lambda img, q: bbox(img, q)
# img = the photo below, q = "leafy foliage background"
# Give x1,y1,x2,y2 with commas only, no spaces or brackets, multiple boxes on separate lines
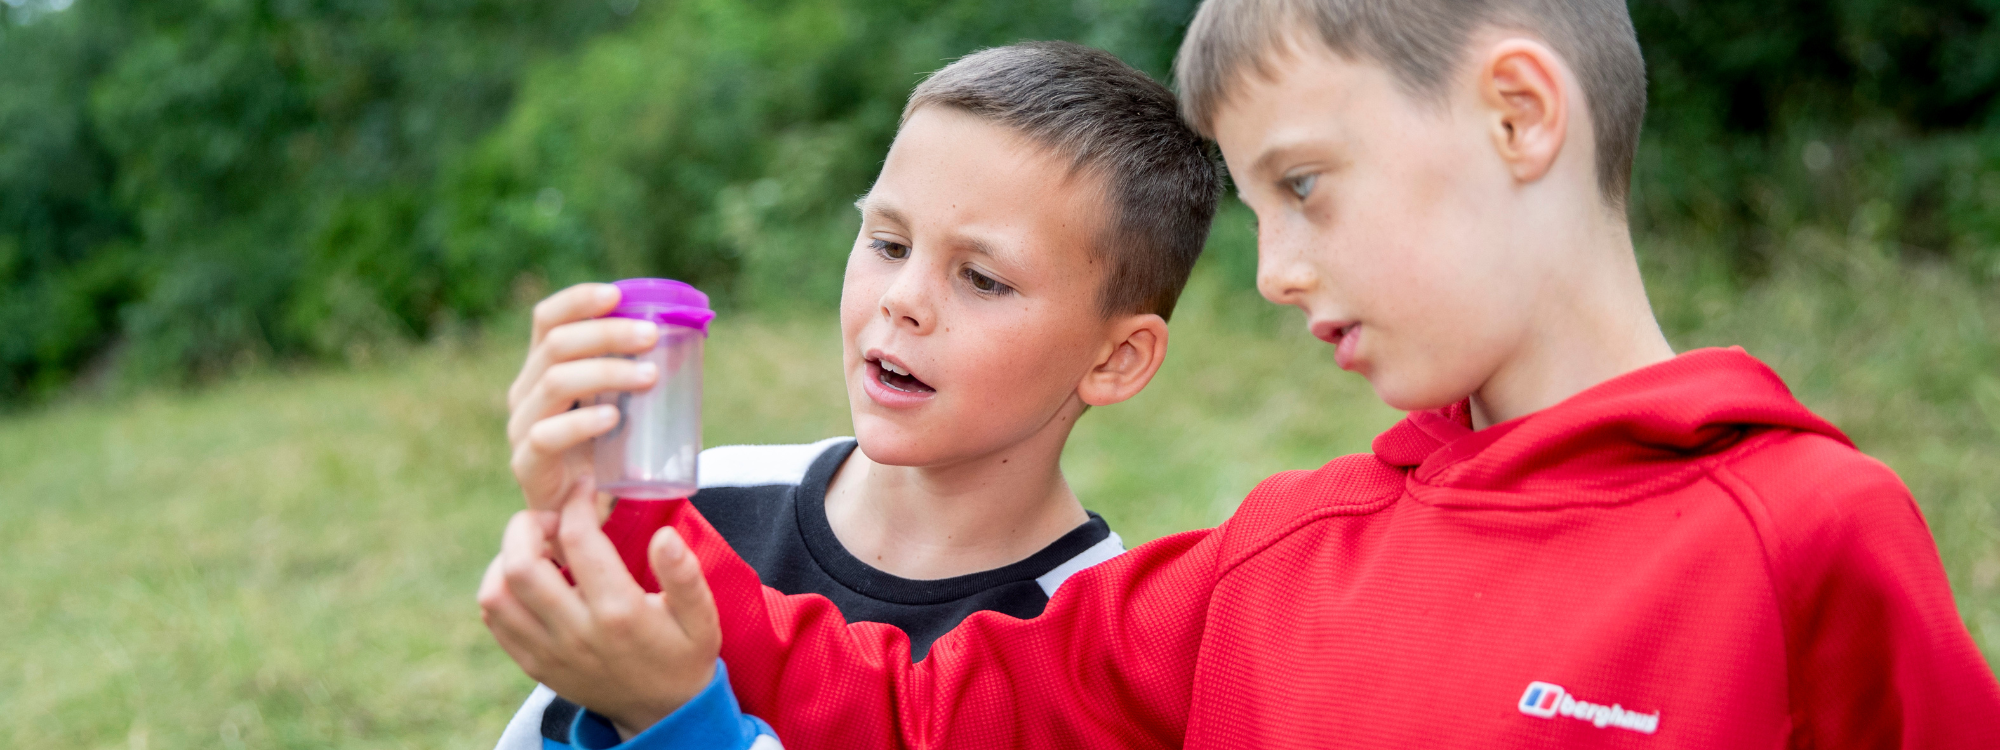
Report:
2,0,1996,402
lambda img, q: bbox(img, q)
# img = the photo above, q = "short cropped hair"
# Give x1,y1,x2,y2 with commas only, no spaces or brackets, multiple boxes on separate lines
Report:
905,42,1222,320
1176,0,1647,206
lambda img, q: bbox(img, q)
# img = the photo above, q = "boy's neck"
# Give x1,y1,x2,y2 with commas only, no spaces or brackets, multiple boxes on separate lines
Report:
1468,212,1677,430
822,410,1090,580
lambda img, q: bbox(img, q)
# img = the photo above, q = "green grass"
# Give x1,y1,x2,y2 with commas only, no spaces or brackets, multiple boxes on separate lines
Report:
3,217,1997,747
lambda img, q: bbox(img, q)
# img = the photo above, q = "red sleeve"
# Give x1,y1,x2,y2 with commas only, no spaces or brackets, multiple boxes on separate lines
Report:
617,499,1218,748
1719,438,2000,748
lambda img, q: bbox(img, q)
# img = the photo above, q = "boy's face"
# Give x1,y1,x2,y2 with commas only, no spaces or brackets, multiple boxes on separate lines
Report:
840,106,1116,467
1210,38,1559,413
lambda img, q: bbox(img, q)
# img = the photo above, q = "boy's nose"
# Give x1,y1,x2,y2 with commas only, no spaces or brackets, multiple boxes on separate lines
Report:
878,273,935,334
1255,240,1318,307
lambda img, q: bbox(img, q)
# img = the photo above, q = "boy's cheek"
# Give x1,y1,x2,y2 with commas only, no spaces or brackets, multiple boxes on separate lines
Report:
838,272,878,322
837,281,886,356
967,350,1089,420
838,245,893,319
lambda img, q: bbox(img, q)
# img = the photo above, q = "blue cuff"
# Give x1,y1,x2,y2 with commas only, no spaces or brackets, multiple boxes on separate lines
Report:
569,660,776,750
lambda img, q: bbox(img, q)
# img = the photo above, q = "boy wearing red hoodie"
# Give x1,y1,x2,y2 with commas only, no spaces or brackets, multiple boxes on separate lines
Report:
486,0,2000,746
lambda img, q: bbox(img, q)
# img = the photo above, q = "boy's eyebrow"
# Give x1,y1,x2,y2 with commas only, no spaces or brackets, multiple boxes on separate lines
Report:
855,197,1008,260
957,234,1005,261
1248,144,1302,179
1247,134,1338,180
857,196,908,227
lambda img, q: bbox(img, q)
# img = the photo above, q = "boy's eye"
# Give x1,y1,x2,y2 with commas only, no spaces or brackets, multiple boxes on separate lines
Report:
962,267,1012,295
870,239,910,260
1284,173,1318,200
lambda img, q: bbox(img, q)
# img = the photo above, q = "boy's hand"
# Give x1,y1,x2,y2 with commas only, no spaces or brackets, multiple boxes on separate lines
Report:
477,494,722,738
507,283,661,514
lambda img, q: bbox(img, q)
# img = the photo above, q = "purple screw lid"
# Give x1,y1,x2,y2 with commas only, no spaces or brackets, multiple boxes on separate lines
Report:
603,278,717,335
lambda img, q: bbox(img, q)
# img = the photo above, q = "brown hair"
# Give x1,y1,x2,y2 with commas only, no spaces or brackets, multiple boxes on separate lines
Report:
1175,0,1647,206
904,41,1222,320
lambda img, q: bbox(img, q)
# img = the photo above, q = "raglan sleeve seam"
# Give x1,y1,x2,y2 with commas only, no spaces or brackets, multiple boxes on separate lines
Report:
1214,489,1402,576
1699,456,1809,744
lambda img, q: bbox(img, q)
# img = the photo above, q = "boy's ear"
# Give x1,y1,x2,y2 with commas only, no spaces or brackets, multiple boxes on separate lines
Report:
1077,313,1169,408
1477,38,1570,187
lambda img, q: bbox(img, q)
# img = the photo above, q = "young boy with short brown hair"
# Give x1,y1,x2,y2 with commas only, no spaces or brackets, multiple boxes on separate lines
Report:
480,41,1220,749
491,0,2000,747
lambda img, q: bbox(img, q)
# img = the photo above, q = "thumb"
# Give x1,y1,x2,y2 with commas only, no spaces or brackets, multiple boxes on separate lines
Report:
649,527,720,653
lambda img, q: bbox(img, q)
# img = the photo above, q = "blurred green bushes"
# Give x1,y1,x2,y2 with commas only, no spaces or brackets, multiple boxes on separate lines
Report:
1631,0,2000,276
2,0,1997,402
439,0,1191,315
0,0,633,397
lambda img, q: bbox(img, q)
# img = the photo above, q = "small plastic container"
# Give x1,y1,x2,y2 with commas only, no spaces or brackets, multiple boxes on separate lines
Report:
593,278,715,500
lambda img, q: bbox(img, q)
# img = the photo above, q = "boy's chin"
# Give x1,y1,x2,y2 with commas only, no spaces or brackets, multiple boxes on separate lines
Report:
850,420,952,468
1368,370,1477,416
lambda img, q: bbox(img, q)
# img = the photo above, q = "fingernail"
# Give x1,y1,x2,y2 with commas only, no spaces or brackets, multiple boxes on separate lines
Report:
631,321,659,344
596,404,620,423
597,284,619,303
660,530,686,561
634,362,657,381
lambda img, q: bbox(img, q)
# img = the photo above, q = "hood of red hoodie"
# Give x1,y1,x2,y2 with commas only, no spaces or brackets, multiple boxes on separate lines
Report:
1371,347,1851,505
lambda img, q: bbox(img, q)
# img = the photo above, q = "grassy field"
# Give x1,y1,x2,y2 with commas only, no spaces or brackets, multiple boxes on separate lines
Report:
3,215,1997,747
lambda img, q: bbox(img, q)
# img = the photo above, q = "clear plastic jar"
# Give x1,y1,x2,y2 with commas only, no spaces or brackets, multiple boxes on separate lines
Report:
593,278,714,500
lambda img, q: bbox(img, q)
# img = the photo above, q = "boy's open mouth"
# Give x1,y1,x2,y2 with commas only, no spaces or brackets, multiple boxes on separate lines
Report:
869,356,934,394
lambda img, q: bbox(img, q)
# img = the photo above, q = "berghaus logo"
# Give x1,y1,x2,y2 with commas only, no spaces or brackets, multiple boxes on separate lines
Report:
1518,681,1660,734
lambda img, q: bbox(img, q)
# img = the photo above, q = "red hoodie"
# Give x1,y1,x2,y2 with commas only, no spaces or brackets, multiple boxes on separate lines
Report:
610,347,2000,747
